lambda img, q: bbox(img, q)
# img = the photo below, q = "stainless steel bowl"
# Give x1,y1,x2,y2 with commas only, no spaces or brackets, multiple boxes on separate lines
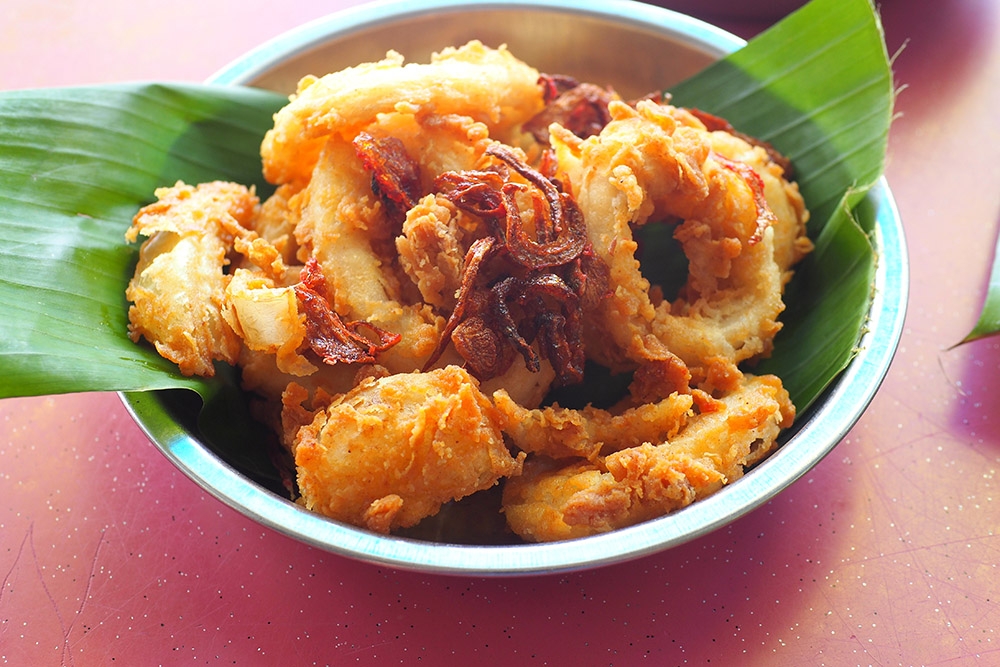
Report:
121,0,907,575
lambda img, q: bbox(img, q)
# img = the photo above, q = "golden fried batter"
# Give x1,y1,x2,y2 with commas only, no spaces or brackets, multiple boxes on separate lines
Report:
261,40,545,187
125,42,812,543
125,181,257,376
492,389,694,461
502,374,794,542
290,365,524,533
296,135,445,373
708,130,812,284
396,195,466,312
551,100,791,375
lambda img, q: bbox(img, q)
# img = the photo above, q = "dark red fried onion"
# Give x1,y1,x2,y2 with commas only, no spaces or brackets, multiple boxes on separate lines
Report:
422,236,498,372
525,75,617,144
425,146,598,386
537,73,582,103
437,143,587,270
504,272,586,386
353,131,422,217
294,259,401,365
433,168,507,223
451,314,516,380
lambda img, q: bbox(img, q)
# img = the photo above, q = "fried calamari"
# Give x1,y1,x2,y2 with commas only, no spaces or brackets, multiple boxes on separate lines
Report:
125,41,811,542
288,365,523,533
502,374,794,542
125,181,256,377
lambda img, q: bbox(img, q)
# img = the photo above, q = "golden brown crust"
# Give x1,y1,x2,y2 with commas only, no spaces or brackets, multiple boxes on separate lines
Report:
125,181,257,376
261,41,545,187
551,101,801,376
290,366,523,533
502,374,794,542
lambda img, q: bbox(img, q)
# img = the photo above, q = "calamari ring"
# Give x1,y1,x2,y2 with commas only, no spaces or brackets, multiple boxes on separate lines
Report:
125,181,256,377
550,100,809,375
293,107,518,374
262,40,545,187
501,373,794,542
294,134,444,374
707,129,813,284
492,388,694,461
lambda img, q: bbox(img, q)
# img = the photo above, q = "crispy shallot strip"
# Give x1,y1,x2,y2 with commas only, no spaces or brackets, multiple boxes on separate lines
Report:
294,259,401,365
486,143,588,268
524,75,618,144
424,144,593,385
423,236,498,372
353,130,422,219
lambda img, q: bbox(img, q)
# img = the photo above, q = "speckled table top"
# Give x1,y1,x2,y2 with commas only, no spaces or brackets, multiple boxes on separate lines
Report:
2,1,999,664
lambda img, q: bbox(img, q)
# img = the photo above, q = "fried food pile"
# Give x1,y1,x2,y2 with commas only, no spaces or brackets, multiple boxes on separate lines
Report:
125,41,811,542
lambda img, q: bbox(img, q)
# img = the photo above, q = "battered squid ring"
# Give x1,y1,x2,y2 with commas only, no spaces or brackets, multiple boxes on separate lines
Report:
550,99,809,379
501,373,795,542
262,40,546,188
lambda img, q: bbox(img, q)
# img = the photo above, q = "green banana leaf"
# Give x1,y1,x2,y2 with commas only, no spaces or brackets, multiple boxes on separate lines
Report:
0,84,286,399
962,242,1000,344
0,0,893,430
668,0,893,409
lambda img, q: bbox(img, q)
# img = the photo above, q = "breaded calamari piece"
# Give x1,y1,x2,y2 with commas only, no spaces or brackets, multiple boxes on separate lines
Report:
492,389,694,461
261,40,545,187
125,181,257,376
551,100,793,375
296,135,445,373
290,365,524,533
502,374,794,542
708,130,812,284
396,194,467,312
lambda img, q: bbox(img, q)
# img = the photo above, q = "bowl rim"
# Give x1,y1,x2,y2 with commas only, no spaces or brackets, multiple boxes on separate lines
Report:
207,0,743,86
120,0,909,576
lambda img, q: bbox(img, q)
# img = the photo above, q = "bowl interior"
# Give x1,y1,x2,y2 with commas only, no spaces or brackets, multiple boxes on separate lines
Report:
211,1,736,98
122,0,908,575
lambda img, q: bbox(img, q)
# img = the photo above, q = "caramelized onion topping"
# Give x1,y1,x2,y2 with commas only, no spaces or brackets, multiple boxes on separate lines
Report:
353,131,422,218
294,259,401,365
427,146,597,386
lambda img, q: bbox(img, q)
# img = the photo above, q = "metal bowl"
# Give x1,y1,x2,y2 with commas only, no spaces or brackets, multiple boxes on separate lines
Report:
121,0,907,575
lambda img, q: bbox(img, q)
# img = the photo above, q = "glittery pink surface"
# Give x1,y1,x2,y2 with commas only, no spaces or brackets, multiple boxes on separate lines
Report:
3,1,999,664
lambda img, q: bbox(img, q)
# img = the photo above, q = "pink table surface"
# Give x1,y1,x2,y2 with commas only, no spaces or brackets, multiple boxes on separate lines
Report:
2,1,998,664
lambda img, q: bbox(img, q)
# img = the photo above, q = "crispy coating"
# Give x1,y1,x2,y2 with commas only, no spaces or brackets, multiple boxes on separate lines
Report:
492,389,694,461
708,130,812,283
223,268,314,376
551,100,802,376
261,40,545,187
248,183,303,268
502,374,794,542
370,111,495,195
296,135,445,373
290,365,524,533
396,194,467,312
293,107,513,373
125,181,257,376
